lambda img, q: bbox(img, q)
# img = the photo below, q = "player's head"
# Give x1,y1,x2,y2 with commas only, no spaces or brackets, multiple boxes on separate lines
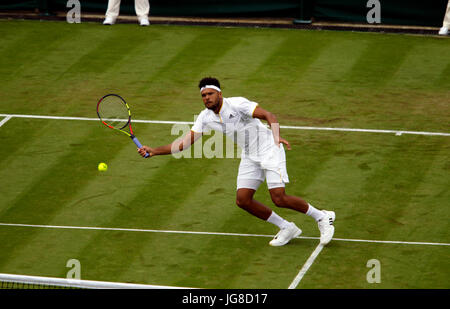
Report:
199,77,222,111
198,77,221,91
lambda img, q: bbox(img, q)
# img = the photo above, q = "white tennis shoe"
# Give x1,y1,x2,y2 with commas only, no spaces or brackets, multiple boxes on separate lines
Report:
439,26,448,35
103,17,115,25
139,18,150,26
269,222,302,246
318,210,335,245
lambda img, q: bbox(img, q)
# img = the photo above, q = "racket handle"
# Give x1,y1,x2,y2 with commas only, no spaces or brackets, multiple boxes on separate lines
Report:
131,136,150,158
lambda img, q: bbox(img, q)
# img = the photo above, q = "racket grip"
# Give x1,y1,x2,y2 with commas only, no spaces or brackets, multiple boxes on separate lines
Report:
132,136,150,158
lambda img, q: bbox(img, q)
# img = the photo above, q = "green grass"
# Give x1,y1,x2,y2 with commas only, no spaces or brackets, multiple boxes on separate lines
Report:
0,20,449,289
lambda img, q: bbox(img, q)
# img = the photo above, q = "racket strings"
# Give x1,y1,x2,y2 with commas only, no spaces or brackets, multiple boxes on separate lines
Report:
98,95,130,130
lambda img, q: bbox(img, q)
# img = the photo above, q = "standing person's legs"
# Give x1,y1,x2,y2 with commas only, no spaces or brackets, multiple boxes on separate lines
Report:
135,0,150,25
439,0,450,35
104,0,121,24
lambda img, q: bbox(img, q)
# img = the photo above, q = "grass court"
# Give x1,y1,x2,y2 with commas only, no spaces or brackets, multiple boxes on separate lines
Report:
0,20,449,289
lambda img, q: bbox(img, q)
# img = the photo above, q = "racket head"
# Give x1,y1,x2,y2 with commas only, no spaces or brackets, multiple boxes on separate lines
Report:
97,94,132,132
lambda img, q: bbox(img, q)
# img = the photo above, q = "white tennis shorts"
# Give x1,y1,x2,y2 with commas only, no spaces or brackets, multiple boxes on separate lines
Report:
237,145,289,190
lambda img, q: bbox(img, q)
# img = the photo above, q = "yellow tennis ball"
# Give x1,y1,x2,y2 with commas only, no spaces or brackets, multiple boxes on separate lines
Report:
98,162,108,172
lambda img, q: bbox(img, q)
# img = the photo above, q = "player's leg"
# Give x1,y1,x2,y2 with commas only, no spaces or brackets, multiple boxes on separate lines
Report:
236,187,271,220
268,186,309,213
268,186,335,245
236,159,298,246
264,146,312,215
236,158,279,221
268,186,327,222
235,181,300,247
264,146,335,245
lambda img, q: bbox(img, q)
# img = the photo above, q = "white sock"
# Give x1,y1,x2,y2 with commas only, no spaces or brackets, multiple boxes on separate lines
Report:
266,211,290,229
306,204,324,222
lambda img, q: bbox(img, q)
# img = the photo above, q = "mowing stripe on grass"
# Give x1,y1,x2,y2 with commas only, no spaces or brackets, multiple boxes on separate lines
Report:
0,222,448,246
343,38,414,88
1,114,449,137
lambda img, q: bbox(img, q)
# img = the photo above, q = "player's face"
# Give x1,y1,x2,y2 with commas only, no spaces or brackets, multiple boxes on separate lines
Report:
201,89,222,111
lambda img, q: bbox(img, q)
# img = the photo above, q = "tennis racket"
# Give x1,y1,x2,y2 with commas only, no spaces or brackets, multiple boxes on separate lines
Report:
96,94,149,158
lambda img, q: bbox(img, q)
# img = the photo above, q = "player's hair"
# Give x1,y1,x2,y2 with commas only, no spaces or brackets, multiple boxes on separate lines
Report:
198,77,221,90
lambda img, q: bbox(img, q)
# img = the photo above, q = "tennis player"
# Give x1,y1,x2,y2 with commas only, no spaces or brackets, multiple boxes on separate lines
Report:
138,77,335,246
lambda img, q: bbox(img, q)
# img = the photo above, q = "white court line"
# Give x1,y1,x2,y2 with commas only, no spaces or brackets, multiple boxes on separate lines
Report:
0,222,448,246
1,223,449,289
0,113,449,136
288,243,324,289
0,115,13,128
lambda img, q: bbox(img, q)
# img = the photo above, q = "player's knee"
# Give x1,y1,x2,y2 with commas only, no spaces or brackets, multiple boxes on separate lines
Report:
236,197,251,209
271,194,287,207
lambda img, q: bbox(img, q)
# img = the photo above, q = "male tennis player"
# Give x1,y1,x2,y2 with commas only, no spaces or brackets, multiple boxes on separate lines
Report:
138,77,335,246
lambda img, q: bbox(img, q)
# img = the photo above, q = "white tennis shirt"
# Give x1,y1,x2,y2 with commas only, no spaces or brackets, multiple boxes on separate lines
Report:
191,97,276,160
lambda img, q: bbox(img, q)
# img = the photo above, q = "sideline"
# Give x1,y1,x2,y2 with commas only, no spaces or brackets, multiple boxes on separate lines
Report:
0,222,448,246
1,113,449,137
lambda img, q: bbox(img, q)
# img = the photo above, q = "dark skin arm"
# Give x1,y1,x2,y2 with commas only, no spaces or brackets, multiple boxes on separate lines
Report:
137,130,202,158
137,106,288,157
252,106,291,150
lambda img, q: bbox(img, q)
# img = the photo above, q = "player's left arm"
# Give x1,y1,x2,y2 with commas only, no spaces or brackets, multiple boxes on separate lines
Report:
252,106,291,150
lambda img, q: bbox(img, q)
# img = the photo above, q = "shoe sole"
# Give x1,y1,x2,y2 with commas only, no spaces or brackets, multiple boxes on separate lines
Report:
269,227,302,247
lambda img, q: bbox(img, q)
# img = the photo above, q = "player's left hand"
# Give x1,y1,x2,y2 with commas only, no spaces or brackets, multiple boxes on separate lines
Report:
279,138,291,150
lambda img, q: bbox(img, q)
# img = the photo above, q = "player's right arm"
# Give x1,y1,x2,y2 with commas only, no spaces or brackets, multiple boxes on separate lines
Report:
138,130,202,158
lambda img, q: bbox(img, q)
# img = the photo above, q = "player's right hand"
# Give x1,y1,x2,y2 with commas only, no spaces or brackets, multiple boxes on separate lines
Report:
138,146,154,158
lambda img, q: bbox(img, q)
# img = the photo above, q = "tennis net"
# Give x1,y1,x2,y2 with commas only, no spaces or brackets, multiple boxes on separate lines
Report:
0,273,186,289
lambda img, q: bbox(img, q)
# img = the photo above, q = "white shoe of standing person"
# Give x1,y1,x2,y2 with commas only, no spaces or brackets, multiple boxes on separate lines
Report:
139,18,150,26
439,26,448,35
103,17,115,25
